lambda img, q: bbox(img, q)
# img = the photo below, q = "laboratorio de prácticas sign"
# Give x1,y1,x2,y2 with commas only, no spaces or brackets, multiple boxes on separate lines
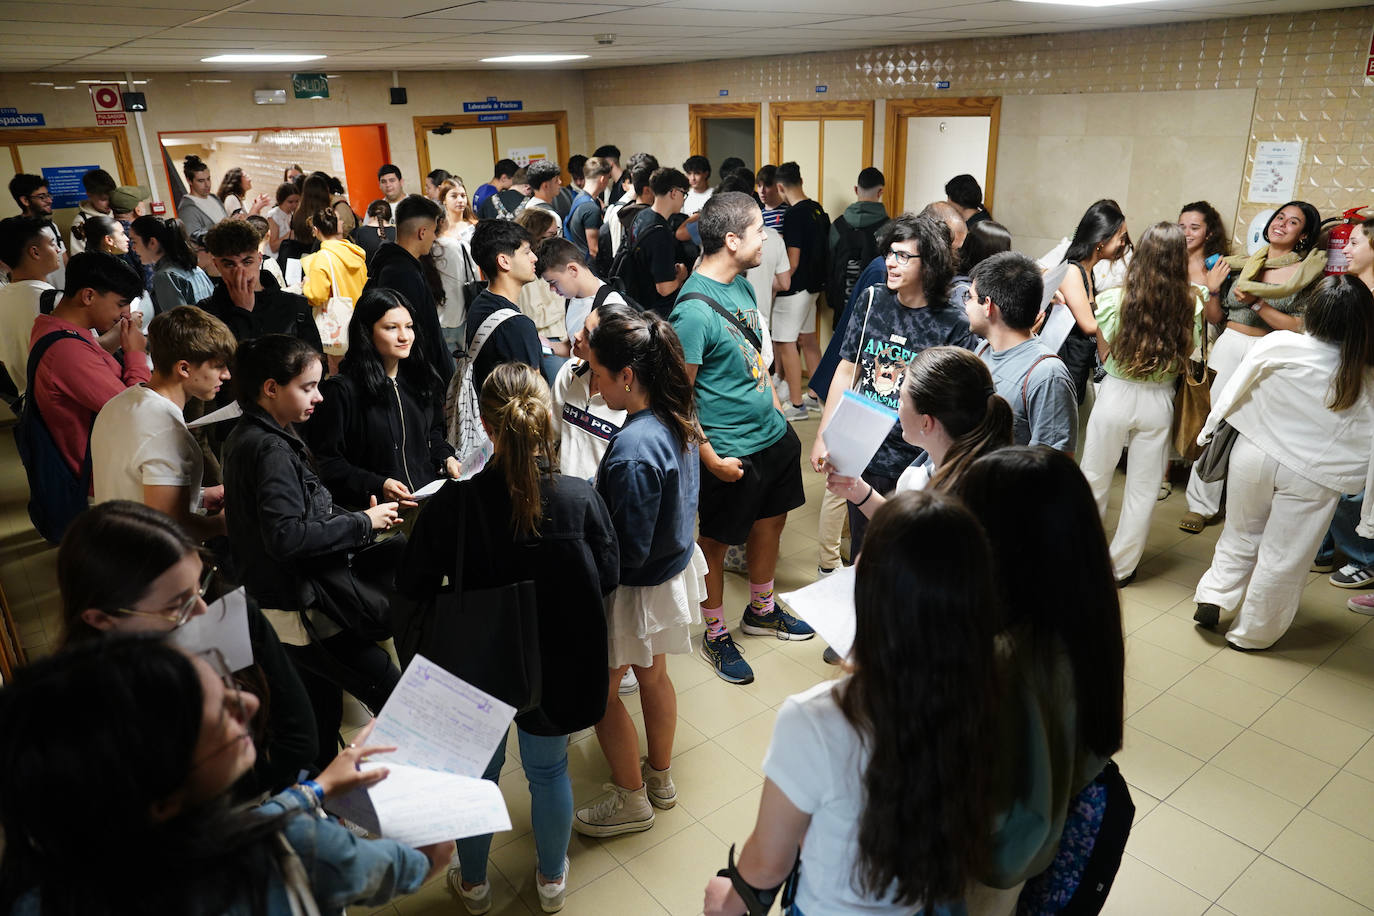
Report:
463,98,523,113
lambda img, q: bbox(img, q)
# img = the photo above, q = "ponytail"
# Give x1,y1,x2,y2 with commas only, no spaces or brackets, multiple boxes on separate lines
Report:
130,215,198,271
588,302,698,450
903,347,1013,492
478,363,556,537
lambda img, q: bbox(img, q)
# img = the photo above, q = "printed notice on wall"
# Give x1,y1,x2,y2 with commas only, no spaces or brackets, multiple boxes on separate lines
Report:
507,147,548,168
1247,141,1302,205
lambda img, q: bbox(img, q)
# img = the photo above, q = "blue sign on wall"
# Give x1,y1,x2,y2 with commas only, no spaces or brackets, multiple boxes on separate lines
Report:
719,89,729,96
463,99,523,113
815,85,828,93
0,107,45,127
41,165,98,209
935,80,951,90
478,113,509,122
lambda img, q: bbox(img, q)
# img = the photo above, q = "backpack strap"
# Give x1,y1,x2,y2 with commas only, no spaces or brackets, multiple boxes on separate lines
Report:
592,282,615,311
1021,352,1064,415
676,292,762,354
24,329,98,481
469,308,521,364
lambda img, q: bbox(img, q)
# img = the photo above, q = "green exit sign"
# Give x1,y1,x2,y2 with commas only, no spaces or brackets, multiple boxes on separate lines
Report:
292,73,328,99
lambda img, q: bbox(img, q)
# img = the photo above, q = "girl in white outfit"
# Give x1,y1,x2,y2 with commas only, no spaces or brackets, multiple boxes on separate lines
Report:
1194,275,1374,650
1080,222,1203,584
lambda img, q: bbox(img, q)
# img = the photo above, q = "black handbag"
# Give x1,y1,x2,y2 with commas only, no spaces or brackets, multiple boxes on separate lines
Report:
459,244,486,317
393,484,543,713
302,534,405,643
1056,262,1099,406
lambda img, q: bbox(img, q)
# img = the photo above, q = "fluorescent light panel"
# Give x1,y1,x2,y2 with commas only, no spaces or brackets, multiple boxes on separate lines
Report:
1013,0,1161,5
201,54,326,63
480,54,589,63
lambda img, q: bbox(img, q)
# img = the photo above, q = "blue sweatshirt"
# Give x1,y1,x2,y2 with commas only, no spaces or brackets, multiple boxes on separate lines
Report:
596,410,699,587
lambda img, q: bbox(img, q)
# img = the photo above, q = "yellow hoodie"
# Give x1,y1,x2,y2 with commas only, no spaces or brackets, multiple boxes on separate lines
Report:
302,237,368,309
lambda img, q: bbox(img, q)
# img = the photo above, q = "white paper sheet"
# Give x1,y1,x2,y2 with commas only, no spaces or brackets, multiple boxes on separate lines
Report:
169,587,254,672
285,257,303,288
411,478,448,500
819,390,899,478
1039,263,1069,315
371,655,516,777
327,762,511,846
780,565,857,659
1038,303,1077,354
187,401,243,428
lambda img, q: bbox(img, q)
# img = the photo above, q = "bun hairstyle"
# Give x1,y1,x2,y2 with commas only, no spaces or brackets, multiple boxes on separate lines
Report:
902,346,1012,492
182,155,209,183
310,206,340,237
478,363,556,537
587,302,698,450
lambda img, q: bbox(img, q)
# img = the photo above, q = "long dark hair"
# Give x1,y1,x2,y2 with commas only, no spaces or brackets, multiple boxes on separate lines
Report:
1109,221,1195,379
131,215,198,271
217,168,247,203
958,220,1011,275
339,288,440,403
234,334,322,412
1179,200,1231,258
903,346,1012,492
58,501,201,646
1264,200,1322,254
292,172,333,243
0,637,287,915
1303,273,1374,411
479,363,556,538
1065,199,1127,264
878,214,954,306
954,446,1125,759
838,490,1001,907
587,302,698,450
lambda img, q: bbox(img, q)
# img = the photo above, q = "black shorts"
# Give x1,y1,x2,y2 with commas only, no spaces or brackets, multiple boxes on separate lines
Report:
698,424,807,545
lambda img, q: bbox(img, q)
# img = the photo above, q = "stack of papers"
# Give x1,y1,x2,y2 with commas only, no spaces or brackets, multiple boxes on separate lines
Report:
819,390,898,478
326,656,516,845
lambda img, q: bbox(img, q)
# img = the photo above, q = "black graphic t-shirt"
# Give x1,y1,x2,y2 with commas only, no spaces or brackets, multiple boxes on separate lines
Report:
839,285,981,478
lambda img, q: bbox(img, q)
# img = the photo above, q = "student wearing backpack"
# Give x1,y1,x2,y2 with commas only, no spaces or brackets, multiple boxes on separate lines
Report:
827,167,890,319
965,252,1078,452
464,219,544,392
26,254,148,532
620,168,690,317
773,162,830,420
564,157,614,265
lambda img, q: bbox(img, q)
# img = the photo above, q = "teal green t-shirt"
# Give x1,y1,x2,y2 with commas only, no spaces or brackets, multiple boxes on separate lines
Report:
671,273,786,458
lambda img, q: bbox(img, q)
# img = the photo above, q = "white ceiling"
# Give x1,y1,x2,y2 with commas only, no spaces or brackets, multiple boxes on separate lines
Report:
0,0,1358,72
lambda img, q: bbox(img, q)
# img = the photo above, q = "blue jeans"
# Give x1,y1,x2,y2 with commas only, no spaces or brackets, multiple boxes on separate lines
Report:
1317,490,1374,568
456,728,571,884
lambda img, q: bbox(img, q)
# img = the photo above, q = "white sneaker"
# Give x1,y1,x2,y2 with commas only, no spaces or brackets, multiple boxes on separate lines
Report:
536,857,570,913
641,756,677,809
782,403,809,422
618,668,639,695
447,867,492,915
802,392,820,409
573,782,655,837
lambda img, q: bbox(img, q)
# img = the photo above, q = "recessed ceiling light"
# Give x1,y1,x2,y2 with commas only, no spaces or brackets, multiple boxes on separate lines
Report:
1013,0,1161,5
76,79,112,84
29,81,53,86
190,78,233,84
479,54,589,63
201,54,326,63
53,85,76,90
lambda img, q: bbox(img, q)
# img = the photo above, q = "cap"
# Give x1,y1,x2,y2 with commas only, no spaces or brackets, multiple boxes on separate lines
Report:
109,185,151,212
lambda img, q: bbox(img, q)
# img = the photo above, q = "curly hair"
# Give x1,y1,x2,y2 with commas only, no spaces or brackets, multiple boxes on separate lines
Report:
878,214,954,306
1107,221,1195,379
837,489,1001,907
1179,200,1231,258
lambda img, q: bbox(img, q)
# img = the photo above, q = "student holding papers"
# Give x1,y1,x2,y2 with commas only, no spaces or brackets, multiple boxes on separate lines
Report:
303,289,459,510
809,214,980,556
0,637,451,914
574,302,706,838
826,347,1011,517
401,362,619,915
56,500,317,795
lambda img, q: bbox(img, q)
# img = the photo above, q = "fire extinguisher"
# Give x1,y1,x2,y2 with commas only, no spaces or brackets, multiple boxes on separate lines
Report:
1325,206,1370,275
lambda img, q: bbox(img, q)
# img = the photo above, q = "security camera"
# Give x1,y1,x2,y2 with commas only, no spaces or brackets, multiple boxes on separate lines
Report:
596,33,616,45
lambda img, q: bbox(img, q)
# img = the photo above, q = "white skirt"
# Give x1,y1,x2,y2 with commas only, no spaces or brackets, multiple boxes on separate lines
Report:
607,544,707,669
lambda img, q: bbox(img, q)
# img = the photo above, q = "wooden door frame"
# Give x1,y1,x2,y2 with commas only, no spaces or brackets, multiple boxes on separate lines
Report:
688,103,762,171
767,100,875,176
1,126,137,185
881,97,1001,217
414,111,571,184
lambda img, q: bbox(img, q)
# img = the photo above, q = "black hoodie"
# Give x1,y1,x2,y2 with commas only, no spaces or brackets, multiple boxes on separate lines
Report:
362,242,455,383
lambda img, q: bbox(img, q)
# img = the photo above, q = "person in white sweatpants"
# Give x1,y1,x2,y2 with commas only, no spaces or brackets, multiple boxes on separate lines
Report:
1079,222,1202,585
1181,326,1261,519
1192,275,1374,650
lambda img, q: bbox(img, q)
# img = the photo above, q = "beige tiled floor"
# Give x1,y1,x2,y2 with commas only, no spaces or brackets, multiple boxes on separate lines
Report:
5,407,1374,916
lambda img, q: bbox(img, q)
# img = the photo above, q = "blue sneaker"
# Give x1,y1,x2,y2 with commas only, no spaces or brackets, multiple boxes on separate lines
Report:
741,605,815,641
701,632,754,684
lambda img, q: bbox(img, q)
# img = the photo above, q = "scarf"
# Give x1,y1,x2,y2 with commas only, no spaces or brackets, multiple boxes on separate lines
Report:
1223,245,1326,300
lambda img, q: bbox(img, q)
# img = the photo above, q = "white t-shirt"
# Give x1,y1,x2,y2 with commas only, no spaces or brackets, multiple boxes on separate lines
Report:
894,456,934,494
684,187,713,216
222,193,244,216
42,224,66,292
745,227,789,329
91,385,203,515
527,198,563,231
0,279,51,392
564,286,626,340
763,680,913,915
265,206,292,254
432,235,476,329
552,357,627,481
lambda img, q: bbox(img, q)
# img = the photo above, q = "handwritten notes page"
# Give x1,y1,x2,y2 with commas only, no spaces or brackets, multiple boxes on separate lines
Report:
326,656,517,843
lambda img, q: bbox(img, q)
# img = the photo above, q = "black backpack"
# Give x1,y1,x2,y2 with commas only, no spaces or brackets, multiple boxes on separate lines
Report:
799,199,831,295
14,330,96,544
827,215,886,310
609,221,668,310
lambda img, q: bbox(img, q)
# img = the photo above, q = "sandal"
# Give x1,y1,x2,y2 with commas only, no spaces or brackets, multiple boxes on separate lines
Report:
1158,482,1173,501
1178,512,1207,534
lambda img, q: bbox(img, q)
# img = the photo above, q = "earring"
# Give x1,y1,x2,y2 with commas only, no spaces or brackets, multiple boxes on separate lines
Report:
624,384,631,392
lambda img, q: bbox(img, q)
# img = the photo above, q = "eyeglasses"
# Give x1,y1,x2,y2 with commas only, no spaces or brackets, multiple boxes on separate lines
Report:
190,648,253,769
885,250,920,266
117,563,216,629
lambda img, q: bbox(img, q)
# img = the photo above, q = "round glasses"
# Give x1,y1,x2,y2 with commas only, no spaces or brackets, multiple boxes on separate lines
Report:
885,250,920,266
116,563,216,629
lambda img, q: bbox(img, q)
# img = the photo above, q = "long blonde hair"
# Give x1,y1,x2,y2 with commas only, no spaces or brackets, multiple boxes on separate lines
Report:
479,363,557,537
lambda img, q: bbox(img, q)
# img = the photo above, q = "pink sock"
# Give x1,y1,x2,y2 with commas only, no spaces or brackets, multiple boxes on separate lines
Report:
750,581,775,616
703,604,727,640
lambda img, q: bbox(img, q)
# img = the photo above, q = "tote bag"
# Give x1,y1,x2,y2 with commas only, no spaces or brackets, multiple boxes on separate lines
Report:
1172,322,1215,461
315,249,354,357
